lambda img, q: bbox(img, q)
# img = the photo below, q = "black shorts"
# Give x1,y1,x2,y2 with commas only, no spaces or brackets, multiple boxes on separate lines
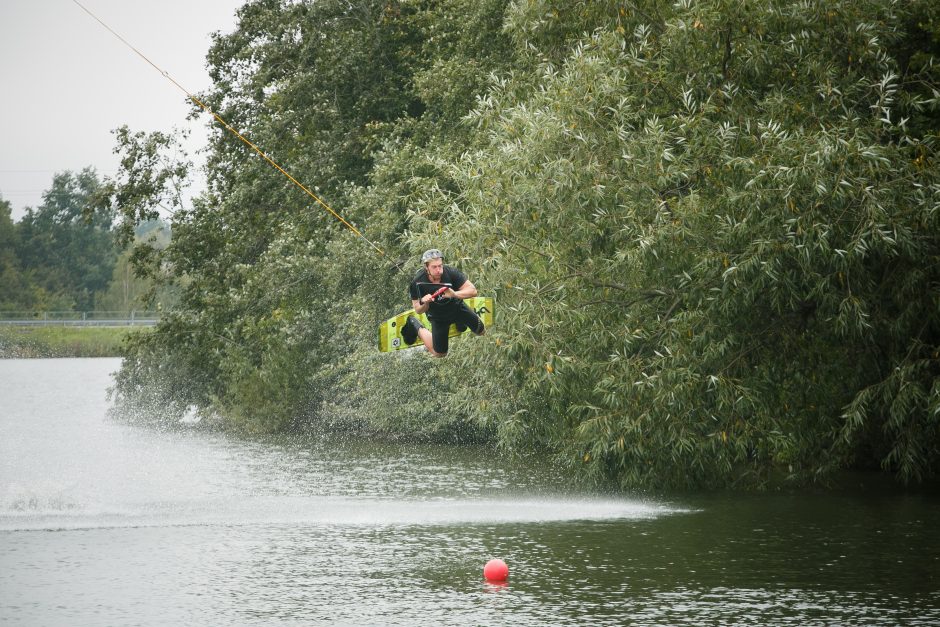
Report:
429,302,484,355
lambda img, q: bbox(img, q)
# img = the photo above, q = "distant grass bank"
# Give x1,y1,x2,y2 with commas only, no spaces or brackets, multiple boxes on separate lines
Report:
0,326,149,358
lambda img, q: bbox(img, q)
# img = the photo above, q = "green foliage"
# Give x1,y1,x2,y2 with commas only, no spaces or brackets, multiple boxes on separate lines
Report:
1,176,160,314
110,0,939,488
108,126,192,246
0,197,29,309
14,169,118,310
417,0,940,487
94,220,178,314
111,0,513,432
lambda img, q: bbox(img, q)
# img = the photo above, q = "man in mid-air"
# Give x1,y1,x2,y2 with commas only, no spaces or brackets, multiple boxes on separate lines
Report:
401,249,485,357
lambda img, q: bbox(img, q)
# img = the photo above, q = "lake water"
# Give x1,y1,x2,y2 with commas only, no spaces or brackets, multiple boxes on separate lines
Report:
1,358,938,625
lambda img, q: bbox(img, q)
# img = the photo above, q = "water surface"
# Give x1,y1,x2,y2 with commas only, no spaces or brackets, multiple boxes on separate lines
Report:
1,358,938,625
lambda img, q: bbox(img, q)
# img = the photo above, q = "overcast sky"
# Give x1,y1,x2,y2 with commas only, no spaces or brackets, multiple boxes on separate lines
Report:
1,0,245,220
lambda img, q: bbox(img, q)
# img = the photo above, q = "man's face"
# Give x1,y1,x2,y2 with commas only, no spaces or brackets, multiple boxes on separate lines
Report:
426,258,444,282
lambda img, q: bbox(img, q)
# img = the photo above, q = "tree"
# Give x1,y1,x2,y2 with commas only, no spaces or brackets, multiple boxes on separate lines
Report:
0,196,29,310
15,169,118,311
112,0,441,429
412,0,940,487
95,219,177,314
110,0,940,488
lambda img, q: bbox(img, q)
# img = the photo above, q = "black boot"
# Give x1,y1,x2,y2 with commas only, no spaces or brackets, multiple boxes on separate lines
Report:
401,315,423,345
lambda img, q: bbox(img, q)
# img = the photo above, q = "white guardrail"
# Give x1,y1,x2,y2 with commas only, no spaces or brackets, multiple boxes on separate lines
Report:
0,311,160,327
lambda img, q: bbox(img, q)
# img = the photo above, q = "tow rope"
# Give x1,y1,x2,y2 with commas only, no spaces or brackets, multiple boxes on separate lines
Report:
71,0,386,256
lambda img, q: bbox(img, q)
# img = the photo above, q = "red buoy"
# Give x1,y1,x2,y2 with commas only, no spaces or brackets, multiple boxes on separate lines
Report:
483,558,509,581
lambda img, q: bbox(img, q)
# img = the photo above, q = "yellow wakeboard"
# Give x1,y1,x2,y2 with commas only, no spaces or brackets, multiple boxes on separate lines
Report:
378,296,494,353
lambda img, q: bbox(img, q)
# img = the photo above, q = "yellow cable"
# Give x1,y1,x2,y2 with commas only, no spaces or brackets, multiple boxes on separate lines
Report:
72,0,386,256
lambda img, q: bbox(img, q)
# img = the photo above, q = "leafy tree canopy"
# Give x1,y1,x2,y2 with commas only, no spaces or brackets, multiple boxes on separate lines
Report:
0,196,29,310
15,169,118,311
110,0,940,489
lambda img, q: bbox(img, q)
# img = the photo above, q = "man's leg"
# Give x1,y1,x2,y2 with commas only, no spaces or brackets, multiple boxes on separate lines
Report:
399,315,436,354
403,315,436,354
456,304,485,336
429,319,451,357
418,326,436,354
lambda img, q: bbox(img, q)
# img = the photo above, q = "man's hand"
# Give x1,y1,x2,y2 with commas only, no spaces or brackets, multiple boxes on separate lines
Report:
429,286,450,302
416,286,459,311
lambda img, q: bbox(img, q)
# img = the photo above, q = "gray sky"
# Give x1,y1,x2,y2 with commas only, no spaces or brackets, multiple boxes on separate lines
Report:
1,0,245,220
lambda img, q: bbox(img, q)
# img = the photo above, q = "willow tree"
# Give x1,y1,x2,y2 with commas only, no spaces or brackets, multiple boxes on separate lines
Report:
411,0,940,487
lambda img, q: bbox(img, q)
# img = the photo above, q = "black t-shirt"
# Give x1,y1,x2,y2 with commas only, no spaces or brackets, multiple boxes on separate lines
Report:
408,265,468,321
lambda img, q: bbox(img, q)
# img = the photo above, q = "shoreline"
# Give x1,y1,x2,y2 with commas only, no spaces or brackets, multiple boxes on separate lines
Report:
0,326,146,358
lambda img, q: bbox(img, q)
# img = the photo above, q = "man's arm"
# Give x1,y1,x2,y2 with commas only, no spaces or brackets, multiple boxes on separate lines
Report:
447,280,478,300
414,282,475,308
